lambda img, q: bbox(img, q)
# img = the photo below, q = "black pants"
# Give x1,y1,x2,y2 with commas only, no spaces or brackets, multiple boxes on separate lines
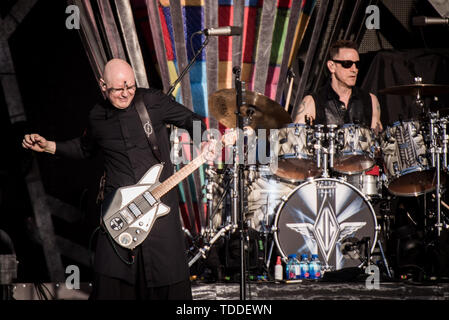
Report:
89,246,192,300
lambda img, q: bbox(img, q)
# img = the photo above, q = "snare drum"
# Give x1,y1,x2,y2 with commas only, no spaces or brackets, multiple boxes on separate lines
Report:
273,178,378,270
334,124,376,174
274,123,322,181
381,120,436,196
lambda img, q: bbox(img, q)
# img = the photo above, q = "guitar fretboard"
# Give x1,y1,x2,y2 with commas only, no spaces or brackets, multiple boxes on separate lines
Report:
151,155,206,199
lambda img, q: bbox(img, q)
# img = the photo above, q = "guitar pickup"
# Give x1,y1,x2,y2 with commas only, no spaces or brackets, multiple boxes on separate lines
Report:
128,203,142,218
143,191,157,206
119,209,134,224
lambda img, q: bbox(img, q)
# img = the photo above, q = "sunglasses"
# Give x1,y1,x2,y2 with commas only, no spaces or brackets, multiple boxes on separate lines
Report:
332,60,360,69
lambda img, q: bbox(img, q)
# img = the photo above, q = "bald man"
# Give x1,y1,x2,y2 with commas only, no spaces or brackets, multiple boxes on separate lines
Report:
22,59,207,300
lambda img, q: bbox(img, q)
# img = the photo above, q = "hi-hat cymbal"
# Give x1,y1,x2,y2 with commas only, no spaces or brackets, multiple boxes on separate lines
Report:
378,84,449,96
208,88,292,129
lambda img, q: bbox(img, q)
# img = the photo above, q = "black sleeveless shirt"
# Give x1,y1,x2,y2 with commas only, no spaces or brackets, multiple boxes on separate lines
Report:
311,81,372,127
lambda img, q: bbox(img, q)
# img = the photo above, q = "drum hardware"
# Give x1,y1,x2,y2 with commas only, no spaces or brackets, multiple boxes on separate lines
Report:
232,67,248,300
340,235,393,279
328,124,338,169
314,124,329,177
205,166,217,231
441,117,449,169
190,71,256,302
427,112,447,236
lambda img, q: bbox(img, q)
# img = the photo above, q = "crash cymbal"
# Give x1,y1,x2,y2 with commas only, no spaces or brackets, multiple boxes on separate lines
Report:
378,84,449,96
208,88,292,129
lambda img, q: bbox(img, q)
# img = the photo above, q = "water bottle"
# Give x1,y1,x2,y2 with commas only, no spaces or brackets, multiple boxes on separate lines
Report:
299,254,310,279
286,254,300,280
309,254,322,280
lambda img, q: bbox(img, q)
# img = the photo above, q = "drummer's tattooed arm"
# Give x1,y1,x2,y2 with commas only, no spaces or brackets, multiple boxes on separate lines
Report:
370,93,383,134
293,95,316,124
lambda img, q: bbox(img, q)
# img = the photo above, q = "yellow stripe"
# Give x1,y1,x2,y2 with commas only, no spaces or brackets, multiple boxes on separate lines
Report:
167,61,181,97
288,13,312,68
218,61,233,90
241,63,253,84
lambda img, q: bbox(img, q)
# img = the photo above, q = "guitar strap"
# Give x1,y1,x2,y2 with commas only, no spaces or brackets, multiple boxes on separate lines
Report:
134,91,163,163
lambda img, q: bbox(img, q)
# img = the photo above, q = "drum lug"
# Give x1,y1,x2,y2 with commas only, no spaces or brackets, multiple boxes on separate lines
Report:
295,127,300,136
393,162,399,174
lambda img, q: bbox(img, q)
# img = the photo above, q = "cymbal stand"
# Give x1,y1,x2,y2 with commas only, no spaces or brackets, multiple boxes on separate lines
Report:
188,167,236,268
440,117,448,170
429,112,443,236
314,125,329,177
233,66,248,300
412,77,425,114
205,166,216,231
327,124,338,170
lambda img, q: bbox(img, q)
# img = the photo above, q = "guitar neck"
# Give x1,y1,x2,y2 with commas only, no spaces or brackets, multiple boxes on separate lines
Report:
151,155,206,199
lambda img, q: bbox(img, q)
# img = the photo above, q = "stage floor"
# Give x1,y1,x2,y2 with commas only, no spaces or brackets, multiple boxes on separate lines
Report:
191,281,449,300
9,280,449,300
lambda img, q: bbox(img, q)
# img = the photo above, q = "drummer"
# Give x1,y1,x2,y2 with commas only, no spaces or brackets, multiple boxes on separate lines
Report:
293,39,382,133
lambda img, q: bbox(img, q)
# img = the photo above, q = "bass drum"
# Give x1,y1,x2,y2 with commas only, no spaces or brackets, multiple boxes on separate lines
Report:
273,178,378,270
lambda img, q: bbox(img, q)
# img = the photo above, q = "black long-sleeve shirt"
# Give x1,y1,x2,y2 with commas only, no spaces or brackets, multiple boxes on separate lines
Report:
55,88,206,287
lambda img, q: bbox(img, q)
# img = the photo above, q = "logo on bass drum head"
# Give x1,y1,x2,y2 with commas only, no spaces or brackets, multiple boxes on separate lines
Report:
274,178,378,270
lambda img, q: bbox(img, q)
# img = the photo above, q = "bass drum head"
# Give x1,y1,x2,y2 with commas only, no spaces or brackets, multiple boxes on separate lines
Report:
273,178,377,270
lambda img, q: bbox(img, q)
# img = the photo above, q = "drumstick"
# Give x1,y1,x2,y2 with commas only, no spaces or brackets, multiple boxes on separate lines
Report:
284,68,295,112
432,193,449,211
285,79,294,112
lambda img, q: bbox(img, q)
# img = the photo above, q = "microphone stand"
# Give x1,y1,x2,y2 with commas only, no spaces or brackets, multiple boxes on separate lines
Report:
233,66,248,300
166,33,209,183
167,34,209,97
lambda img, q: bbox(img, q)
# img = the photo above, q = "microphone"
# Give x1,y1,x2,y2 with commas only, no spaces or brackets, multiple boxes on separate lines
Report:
412,16,449,26
203,26,242,36
340,237,361,260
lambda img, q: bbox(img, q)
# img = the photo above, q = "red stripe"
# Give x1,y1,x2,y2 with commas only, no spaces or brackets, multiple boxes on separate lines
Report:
179,202,192,231
218,5,233,61
158,5,174,61
242,6,258,63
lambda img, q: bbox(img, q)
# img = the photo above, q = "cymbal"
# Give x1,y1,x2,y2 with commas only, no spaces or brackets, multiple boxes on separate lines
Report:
208,88,292,129
378,84,449,96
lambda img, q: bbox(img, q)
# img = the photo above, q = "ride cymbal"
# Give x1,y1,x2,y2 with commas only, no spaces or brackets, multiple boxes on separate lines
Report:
208,88,292,129
378,84,449,96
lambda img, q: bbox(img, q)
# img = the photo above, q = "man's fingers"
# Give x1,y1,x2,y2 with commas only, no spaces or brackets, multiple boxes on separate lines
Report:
24,134,32,144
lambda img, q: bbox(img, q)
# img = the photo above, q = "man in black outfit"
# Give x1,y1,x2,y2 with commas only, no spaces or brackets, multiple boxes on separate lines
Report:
293,39,382,131
22,58,212,299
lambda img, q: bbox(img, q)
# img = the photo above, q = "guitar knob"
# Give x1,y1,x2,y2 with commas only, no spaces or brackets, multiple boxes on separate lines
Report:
118,233,132,247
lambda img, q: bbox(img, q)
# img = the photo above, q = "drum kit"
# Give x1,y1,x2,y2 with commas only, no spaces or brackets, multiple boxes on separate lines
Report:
188,78,449,279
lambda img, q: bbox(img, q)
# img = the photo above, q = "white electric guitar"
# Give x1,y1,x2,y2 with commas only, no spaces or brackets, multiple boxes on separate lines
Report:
102,139,221,249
